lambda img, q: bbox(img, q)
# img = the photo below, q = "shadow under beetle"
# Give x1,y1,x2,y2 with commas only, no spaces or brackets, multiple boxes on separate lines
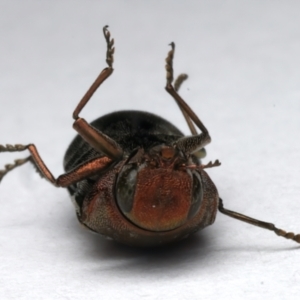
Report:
1,26,299,247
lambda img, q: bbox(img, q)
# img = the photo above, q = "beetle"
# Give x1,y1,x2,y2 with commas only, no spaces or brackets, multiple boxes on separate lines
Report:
1,26,299,247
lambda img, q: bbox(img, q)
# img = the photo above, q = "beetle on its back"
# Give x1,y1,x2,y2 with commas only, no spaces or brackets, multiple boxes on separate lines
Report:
0,26,299,247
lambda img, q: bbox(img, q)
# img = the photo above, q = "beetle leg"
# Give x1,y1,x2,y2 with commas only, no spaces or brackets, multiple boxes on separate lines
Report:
71,26,123,160
166,45,197,136
173,72,207,158
218,198,300,244
0,144,112,187
174,73,188,93
0,155,31,182
201,160,221,169
165,43,211,155
73,26,114,119
73,118,123,160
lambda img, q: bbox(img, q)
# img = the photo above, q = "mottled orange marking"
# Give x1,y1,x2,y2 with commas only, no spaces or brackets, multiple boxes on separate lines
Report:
127,167,192,231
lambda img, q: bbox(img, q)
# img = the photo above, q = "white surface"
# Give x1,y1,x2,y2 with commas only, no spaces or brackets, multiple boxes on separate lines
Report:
1,1,300,299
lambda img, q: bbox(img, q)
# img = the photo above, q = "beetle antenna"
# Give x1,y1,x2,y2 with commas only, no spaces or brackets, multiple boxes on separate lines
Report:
218,198,300,243
103,25,114,68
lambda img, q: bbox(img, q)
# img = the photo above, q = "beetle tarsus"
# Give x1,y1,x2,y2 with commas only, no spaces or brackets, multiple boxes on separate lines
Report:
103,25,114,68
165,42,175,86
0,144,27,152
274,228,300,243
180,159,221,171
174,74,188,92
202,160,221,169
0,156,31,182
218,198,300,244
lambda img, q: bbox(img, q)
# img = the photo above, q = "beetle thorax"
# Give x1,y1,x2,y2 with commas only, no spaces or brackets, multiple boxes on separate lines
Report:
116,145,203,232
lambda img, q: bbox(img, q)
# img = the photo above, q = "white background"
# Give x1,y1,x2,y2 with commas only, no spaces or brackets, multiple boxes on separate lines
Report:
1,1,300,299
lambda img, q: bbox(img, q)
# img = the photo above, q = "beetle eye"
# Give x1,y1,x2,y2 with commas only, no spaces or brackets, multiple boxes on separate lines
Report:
116,164,138,213
188,171,203,219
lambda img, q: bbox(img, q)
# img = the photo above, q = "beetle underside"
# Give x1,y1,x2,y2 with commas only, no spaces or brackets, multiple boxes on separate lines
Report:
0,26,299,246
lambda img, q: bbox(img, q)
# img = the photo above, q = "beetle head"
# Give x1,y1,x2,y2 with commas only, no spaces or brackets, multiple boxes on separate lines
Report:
116,145,203,232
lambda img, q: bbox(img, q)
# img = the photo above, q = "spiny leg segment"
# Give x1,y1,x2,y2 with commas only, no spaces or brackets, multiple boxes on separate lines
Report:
219,198,300,244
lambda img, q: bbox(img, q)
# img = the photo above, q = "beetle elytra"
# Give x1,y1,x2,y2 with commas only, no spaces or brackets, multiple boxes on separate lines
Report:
1,26,299,247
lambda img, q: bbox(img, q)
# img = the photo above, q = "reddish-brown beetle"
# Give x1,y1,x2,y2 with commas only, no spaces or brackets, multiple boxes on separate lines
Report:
1,26,299,247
